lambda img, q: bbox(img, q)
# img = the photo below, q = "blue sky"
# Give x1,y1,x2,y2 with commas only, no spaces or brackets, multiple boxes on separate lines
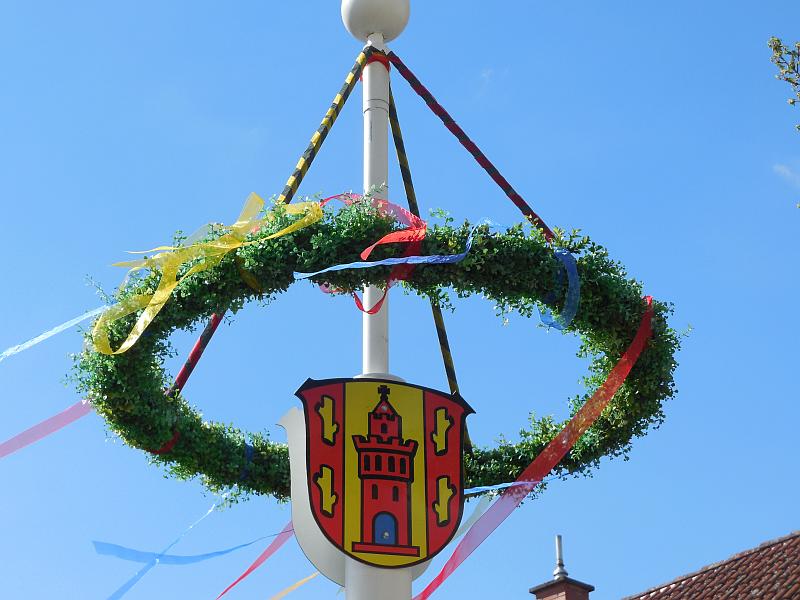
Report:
1,1,799,599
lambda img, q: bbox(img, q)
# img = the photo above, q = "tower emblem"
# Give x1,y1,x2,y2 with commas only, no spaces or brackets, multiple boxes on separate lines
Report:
295,378,474,568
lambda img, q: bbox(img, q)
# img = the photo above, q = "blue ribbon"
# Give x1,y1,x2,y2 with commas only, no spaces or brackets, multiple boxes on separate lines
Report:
539,250,580,330
239,442,255,482
464,482,526,496
293,229,476,280
94,536,267,566
1,306,108,364
105,497,224,599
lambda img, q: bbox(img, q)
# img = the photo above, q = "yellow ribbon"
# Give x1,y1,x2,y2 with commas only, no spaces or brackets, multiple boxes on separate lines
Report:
269,572,320,599
93,193,322,355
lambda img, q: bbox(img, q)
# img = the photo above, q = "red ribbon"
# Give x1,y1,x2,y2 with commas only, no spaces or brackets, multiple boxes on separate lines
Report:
414,296,654,599
319,194,428,314
149,429,180,455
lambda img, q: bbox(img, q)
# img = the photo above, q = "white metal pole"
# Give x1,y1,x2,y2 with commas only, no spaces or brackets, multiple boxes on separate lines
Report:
346,30,413,600
341,2,412,597
361,32,391,378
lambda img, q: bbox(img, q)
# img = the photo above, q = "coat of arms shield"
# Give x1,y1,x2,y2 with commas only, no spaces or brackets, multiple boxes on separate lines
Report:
295,378,474,568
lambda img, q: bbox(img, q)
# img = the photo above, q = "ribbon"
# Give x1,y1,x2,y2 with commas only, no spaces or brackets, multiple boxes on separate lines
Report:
414,297,654,600
0,401,93,460
270,572,320,599
93,194,322,355
239,442,255,482
463,482,528,496
540,250,580,330
317,193,427,313
216,520,294,599
94,536,269,566
107,495,228,600
0,306,108,364
294,228,476,280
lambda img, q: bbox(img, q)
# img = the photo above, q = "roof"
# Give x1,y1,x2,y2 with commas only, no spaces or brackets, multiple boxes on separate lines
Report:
624,531,800,600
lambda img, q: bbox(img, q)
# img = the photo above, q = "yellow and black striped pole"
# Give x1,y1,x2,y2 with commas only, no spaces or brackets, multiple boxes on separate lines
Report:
277,47,375,205
389,87,472,451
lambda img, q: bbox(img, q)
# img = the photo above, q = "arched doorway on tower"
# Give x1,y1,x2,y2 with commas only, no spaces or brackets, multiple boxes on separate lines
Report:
374,512,398,545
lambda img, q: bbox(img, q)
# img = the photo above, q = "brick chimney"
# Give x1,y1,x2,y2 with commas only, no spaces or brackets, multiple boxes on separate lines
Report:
529,535,594,600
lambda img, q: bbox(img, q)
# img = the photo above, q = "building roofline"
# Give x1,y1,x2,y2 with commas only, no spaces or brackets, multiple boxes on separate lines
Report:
622,530,800,599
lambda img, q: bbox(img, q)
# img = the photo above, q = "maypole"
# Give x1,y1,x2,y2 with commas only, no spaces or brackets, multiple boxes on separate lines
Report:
68,0,679,596
345,1,411,596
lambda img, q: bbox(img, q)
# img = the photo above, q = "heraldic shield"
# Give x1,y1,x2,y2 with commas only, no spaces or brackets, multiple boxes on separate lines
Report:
295,378,474,569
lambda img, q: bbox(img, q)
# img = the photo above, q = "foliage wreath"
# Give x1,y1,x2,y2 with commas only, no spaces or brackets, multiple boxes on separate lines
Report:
73,200,680,501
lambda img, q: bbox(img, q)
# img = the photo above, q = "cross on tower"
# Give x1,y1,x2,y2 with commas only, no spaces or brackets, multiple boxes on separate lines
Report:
378,384,391,403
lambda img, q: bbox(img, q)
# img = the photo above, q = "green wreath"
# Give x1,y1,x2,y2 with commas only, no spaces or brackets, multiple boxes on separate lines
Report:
73,200,679,501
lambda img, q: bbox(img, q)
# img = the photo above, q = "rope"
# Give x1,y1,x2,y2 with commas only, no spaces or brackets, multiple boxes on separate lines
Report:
387,51,555,242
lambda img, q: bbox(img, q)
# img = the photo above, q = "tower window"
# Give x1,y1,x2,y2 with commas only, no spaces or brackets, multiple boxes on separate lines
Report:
399,458,406,474
364,455,371,471
372,484,379,500
375,455,382,471
381,423,388,434
392,486,399,502
388,456,396,472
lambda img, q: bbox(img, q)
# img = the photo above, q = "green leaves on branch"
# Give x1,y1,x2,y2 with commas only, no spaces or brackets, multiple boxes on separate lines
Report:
769,37,800,131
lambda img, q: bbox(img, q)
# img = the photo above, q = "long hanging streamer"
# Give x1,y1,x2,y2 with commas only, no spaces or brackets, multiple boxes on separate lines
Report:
215,520,294,599
0,306,108,364
269,572,320,600
0,401,93,460
93,536,269,566
414,298,654,599
106,496,228,600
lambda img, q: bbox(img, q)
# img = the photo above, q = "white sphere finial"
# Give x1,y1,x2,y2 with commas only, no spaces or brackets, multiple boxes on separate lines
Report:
341,0,409,43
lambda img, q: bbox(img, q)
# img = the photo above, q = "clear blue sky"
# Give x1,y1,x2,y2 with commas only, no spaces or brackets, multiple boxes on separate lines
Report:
1,2,798,599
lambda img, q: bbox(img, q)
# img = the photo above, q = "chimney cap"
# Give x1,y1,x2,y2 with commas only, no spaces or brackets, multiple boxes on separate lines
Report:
529,577,596,596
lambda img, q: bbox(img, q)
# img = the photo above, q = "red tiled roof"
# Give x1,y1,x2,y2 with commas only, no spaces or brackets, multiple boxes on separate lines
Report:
624,531,800,600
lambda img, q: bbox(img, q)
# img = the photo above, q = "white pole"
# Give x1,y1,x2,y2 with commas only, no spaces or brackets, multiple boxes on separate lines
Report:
341,1,413,598
347,30,413,600
361,31,391,378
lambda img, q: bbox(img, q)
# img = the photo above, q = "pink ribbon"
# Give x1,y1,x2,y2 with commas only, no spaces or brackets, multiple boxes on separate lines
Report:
0,401,93,460
216,520,294,599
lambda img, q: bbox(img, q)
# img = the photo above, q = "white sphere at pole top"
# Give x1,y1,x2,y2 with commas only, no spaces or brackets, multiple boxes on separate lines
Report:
341,0,410,43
